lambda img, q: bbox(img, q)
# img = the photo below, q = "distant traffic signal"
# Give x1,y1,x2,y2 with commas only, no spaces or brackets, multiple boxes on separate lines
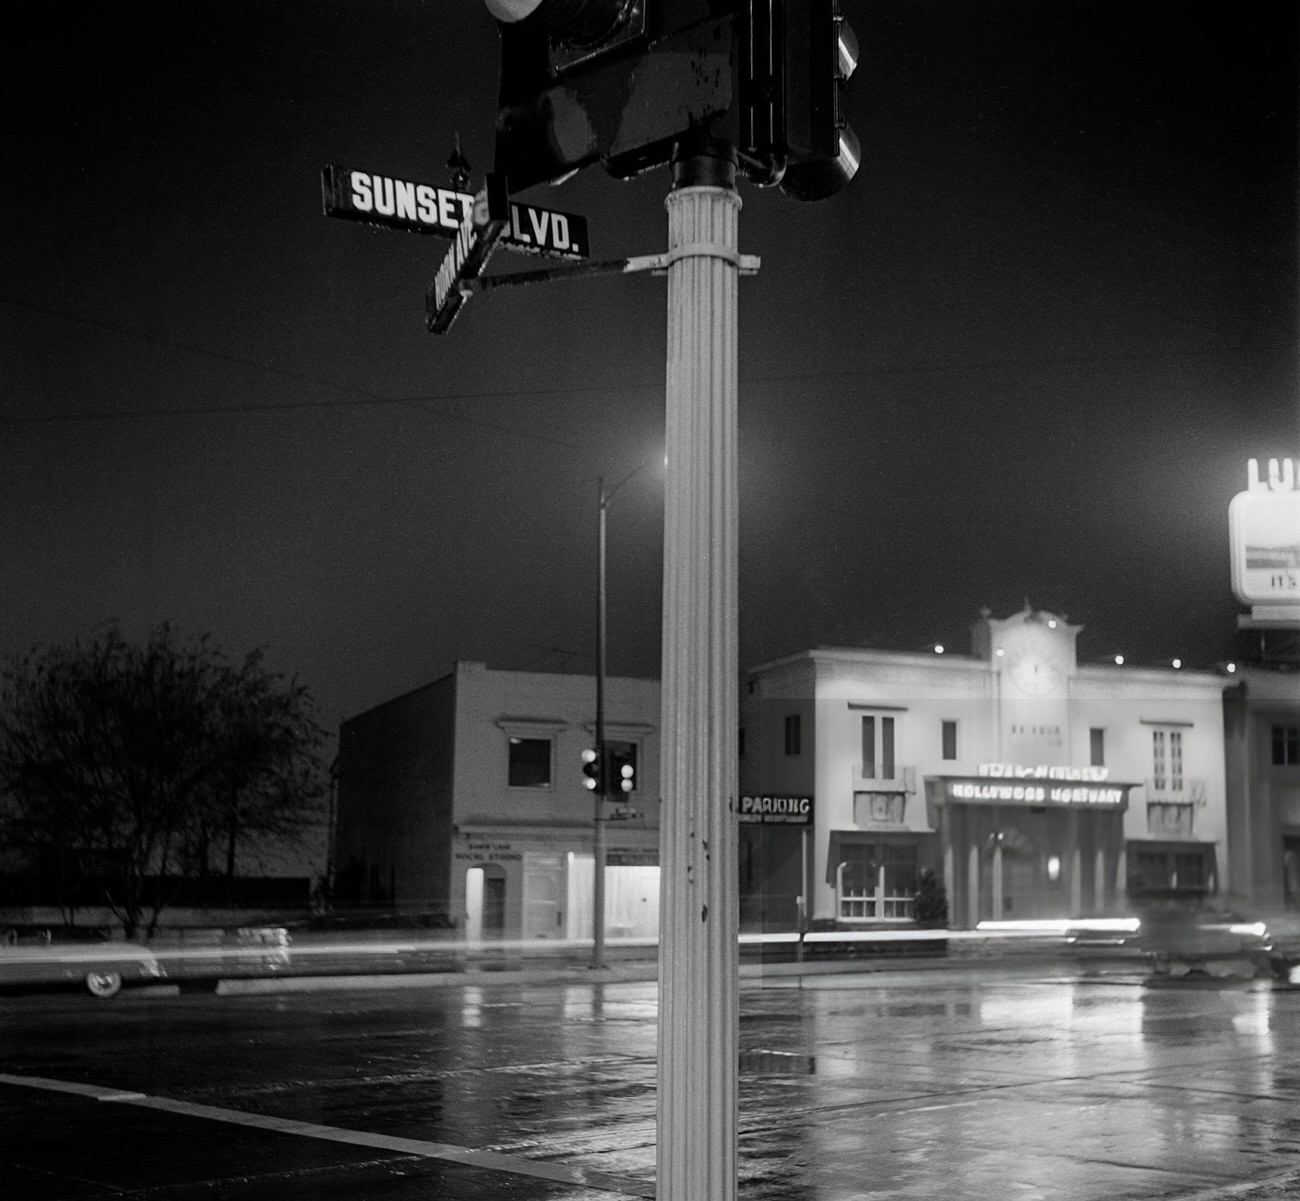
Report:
608,746,637,794
581,746,606,794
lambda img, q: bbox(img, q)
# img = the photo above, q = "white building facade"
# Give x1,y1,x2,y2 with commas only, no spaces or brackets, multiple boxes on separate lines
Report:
740,607,1231,930
334,661,660,941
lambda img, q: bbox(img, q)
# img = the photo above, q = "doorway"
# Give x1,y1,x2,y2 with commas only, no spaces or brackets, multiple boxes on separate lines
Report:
465,865,506,942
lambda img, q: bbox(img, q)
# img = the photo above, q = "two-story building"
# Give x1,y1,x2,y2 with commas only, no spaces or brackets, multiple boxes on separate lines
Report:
334,660,660,941
739,606,1231,930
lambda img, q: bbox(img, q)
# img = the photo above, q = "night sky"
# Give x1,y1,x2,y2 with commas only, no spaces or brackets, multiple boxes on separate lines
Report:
3,1,1297,736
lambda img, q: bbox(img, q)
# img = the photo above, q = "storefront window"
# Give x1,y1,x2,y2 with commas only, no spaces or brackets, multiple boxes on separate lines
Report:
837,841,917,920
1273,725,1299,766
1128,842,1215,897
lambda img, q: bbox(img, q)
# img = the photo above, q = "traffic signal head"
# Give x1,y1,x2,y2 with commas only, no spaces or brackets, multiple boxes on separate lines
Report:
581,746,605,793
484,0,734,192
608,746,637,793
480,1,860,199
740,0,861,201
779,0,859,201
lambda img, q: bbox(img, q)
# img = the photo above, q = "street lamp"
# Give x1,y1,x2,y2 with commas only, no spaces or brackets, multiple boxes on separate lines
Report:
592,462,648,970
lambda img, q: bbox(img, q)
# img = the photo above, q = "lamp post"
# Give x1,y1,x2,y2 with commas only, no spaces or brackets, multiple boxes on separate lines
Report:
592,463,647,970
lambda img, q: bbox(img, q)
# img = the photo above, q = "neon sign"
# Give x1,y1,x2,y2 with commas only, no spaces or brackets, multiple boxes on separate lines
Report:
978,763,1110,781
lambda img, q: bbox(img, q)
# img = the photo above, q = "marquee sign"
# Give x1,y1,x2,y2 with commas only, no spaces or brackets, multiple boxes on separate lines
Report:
943,774,1129,808
739,794,814,825
1230,458,1300,616
321,164,589,261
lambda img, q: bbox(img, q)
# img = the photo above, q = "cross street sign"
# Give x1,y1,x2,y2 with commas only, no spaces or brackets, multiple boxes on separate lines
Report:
321,164,588,260
426,176,509,334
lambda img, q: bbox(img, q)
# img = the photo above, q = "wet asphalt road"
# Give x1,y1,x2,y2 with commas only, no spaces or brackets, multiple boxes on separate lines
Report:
3,964,1300,1200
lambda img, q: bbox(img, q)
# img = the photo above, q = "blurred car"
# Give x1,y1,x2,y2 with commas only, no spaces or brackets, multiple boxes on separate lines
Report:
0,934,166,998
1066,904,1277,979
1137,903,1275,979
147,926,292,990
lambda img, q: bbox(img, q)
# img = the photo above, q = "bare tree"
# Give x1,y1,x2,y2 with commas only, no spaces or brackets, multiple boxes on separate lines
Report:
188,648,327,884
0,624,326,937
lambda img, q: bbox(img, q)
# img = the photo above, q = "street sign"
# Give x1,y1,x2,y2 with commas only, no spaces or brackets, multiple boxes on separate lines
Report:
738,794,814,825
426,176,509,334
321,164,589,260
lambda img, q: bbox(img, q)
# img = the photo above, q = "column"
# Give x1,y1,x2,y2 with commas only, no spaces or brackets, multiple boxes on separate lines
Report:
657,139,741,1201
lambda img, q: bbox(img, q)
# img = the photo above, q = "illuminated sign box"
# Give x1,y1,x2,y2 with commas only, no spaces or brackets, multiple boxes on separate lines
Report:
1230,458,1300,612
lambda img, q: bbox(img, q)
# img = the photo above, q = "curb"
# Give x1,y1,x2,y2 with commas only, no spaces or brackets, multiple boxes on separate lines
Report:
202,951,1110,996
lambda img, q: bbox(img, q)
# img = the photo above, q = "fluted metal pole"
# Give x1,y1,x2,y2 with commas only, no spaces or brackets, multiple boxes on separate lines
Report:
657,137,740,1201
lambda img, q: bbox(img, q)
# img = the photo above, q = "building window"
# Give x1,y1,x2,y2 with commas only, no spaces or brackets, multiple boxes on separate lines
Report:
1129,843,1215,896
784,713,801,757
1273,725,1300,766
507,736,552,788
836,842,917,920
1151,728,1184,792
861,714,896,780
738,726,746,759
1090,727,1105,767
941,720,958,762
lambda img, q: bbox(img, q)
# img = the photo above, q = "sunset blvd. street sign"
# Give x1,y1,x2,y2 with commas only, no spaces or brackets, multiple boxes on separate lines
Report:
321,164,588,260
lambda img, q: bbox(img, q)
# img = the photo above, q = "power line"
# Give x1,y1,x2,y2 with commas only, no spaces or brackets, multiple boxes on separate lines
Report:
0,293,1285,428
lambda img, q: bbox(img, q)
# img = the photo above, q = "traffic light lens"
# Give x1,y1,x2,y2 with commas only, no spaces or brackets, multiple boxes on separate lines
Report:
581,746,605,792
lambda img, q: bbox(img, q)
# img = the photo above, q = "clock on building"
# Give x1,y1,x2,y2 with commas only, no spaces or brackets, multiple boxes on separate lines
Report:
1006,625,1068,696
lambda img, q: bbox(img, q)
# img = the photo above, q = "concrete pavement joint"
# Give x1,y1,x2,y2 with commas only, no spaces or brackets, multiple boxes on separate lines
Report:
1162,1167,1300,1200
0,1071,656,1199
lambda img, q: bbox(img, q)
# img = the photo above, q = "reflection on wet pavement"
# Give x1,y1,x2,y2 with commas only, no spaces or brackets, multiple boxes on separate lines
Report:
4,967,1300,1199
